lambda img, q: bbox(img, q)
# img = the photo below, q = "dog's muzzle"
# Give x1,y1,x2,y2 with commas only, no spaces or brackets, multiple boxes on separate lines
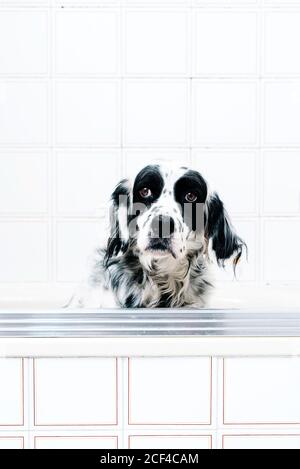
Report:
146,215,176,257
150,215,175,238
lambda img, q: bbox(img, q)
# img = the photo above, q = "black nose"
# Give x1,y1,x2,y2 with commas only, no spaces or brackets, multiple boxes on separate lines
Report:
151,215,175,238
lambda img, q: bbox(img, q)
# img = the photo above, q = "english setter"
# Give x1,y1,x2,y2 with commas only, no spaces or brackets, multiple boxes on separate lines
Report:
68,164,246,308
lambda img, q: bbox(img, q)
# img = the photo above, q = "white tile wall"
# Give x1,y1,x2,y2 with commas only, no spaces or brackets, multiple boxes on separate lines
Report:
128,434,212,449
0,152,48,215
56,150,121,216
264,12,300,75
33,358,118,426
192,150,258,216
222,434,300,449
0,359,23,426
0,1,299,287
34,435,118,449
124,80,188,146
263,219,300,284
56,220,105,282
1,355,300,449
264,81,300,145
263,150,300,215
55,10,119,76
55,81,120,146
0,10,48,75
194,11,257,76
193,81,258,146
128,357,211,425
223,357,300,424
0,222,48,282
0,437,24,449
124,10,188,76
0,81,48,145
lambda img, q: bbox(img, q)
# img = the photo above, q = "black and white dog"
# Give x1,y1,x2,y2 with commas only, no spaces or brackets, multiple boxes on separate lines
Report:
68,164,246,308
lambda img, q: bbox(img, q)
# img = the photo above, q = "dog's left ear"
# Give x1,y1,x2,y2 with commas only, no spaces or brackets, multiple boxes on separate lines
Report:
105,179,132,261
205,192,246,268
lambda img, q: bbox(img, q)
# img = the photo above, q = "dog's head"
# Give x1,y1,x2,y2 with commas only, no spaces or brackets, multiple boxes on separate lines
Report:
105,164,245,269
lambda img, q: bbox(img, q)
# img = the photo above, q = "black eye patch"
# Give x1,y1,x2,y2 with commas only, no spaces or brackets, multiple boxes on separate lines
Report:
174,170,207,232
133,165,164,208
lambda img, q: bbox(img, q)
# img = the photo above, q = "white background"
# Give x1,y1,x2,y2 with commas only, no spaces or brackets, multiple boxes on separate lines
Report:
0,0,300,296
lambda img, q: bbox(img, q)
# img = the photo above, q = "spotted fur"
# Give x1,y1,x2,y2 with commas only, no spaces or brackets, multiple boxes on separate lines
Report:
68,164,246,309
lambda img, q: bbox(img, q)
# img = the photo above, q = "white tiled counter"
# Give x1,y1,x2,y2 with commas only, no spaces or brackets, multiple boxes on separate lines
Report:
1,287,300,450
1,355,300,449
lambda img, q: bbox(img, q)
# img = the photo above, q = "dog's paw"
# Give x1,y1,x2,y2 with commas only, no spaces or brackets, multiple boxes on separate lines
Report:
65,285,118,309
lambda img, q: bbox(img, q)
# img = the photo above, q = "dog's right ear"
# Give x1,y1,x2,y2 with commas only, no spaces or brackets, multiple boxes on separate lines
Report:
105,179,132,261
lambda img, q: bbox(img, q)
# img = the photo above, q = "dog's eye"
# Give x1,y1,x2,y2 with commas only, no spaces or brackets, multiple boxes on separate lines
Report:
185,192,197,202
139,187,152,198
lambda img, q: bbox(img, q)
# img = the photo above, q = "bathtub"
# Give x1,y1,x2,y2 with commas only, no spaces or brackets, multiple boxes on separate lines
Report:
0,283,300,449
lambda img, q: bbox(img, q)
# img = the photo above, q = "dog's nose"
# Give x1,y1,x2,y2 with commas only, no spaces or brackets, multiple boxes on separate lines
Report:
151,215,175,238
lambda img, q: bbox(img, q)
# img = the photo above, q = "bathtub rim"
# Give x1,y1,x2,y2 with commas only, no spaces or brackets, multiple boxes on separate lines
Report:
1,336,300,358
1,308,300,357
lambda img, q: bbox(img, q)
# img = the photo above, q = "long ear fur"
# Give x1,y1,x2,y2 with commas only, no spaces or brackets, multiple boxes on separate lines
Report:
205,192,246,269
105,179,131,262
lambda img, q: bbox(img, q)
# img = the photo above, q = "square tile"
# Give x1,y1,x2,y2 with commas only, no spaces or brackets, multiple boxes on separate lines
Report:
34,435,118,449
264,81,300,145
0,10,48,75
193,81,257,146
263,151,300,214
55,81,120,145
223,358,300,424
0,359,23,426
56,220,106,282
128,357,211,425
124,10,188,75
264,219,300,283
56,150,120,216
0,222,48,282
222,434,300,449
124,80,188,146
0,152,48,214
0,81,48,145
193,150,257,215
265,12,300,75
34,358,118,426
128,434,212,449
55,10,119,75
0,437,24,449
195,11,257,75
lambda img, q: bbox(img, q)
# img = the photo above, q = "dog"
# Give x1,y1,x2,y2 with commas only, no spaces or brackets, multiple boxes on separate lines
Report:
68,164,246,308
